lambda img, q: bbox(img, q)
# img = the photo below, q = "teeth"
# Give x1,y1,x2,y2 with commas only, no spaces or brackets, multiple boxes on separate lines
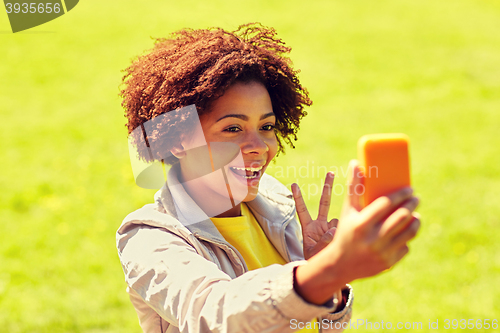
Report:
229,165,263,179
231,166,263,172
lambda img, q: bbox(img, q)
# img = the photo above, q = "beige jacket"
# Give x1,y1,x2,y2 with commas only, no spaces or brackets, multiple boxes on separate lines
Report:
116,172,353,333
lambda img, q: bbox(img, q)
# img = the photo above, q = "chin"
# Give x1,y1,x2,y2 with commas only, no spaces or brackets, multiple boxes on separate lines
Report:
225,165,265,204
240,168,268,202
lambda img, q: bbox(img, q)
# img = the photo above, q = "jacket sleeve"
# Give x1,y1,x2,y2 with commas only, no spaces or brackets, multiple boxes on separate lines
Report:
317,285,353,332
117,223,342,333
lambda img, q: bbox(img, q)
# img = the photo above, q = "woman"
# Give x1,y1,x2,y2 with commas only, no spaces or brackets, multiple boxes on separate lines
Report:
117,23,420,333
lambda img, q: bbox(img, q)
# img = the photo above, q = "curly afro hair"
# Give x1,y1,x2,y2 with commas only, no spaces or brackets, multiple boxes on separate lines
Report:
121,23,312,164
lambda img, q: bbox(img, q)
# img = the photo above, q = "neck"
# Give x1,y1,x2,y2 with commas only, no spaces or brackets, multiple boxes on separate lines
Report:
214,204,242,217
177,166,243,218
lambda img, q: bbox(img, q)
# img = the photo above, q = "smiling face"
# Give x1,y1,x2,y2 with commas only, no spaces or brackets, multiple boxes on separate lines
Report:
177,81,278,217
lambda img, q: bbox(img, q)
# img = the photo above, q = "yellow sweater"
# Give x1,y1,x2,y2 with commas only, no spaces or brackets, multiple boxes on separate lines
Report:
210,203,318,332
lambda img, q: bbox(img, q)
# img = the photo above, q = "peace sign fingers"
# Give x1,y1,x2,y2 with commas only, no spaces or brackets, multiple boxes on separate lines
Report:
318,172,335,221
292,172,335,231
292,183,313,228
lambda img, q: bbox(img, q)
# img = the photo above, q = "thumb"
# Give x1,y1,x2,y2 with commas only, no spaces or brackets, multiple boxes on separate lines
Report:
319,227,337,246
308,227,337,258
342,160,364,215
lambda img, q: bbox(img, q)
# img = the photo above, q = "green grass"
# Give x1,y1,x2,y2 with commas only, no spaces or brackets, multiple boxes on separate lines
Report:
1,0,499,331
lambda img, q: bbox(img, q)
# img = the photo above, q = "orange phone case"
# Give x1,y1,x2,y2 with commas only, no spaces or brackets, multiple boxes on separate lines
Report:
357,133,411,207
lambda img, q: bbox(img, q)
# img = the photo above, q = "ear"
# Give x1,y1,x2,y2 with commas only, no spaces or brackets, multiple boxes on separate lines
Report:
170,145,186,159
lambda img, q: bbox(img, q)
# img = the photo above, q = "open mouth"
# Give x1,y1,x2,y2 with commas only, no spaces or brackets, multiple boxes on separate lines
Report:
229,165,264,180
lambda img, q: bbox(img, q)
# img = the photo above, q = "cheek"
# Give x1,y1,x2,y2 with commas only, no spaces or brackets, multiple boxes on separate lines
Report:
267,136,279,160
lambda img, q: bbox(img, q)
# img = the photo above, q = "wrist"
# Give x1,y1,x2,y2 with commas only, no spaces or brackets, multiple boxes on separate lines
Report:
293,253,347,305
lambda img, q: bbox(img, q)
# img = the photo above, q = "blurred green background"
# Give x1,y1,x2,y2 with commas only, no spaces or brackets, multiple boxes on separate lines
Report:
1,0,499,332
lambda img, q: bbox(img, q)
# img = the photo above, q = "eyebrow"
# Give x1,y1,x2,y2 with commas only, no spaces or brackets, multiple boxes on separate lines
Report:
216,112,275,122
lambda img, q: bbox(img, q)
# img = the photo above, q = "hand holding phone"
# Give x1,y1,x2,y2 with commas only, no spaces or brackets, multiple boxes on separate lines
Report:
293,137,419,305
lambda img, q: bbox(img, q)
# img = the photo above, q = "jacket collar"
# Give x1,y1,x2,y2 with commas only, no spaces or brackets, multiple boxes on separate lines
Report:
155,163,296,259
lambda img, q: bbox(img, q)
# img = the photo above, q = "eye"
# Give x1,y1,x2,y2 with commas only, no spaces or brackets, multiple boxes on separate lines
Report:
261,124,275,131
223,126,242,133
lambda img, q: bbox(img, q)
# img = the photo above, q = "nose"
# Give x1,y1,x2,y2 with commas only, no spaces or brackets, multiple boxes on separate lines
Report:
240,131,269,155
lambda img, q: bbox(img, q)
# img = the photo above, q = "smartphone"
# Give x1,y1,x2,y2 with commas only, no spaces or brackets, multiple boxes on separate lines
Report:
357,133,411,208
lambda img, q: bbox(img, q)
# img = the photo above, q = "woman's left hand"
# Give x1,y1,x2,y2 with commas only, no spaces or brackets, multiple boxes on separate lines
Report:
292,172,338,260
